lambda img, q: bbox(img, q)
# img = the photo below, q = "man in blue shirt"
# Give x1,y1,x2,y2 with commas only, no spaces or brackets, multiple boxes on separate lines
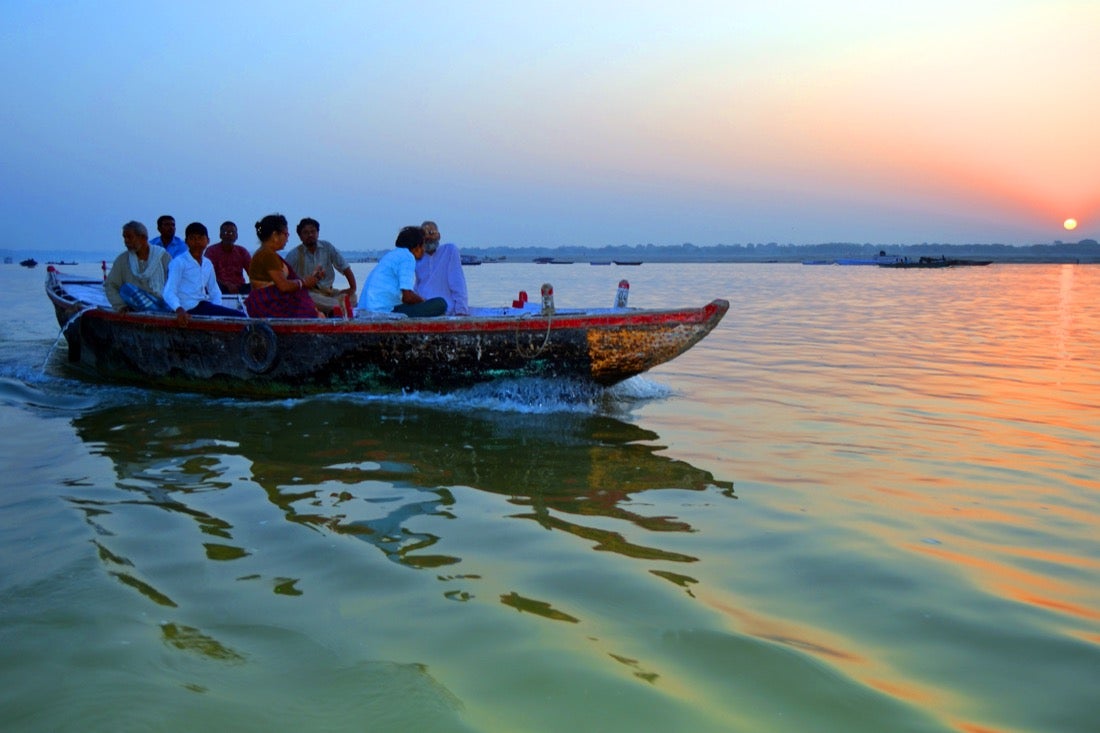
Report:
150,214,187,258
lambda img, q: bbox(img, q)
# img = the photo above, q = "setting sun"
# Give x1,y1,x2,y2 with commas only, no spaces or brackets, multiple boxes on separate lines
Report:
1063,218,1078,231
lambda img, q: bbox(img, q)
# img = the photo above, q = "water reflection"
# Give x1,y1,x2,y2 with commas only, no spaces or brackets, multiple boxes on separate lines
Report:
70,397,735,582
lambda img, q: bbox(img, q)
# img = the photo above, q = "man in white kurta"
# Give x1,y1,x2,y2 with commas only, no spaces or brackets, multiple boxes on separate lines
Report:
105,221,171,311
414,221,468,315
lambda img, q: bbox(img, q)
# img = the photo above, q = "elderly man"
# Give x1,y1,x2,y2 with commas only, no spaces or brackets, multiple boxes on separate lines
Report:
414,220,469,315
105,221,172,311
286,217,357,315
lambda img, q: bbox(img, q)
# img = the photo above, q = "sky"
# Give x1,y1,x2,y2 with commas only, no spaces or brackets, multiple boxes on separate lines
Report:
2,1,1097,253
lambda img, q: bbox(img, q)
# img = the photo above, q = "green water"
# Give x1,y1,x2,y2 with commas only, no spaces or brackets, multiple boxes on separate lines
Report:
1,262,1097,732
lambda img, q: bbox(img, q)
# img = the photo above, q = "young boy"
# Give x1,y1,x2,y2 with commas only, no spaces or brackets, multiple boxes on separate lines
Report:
163,222,247,325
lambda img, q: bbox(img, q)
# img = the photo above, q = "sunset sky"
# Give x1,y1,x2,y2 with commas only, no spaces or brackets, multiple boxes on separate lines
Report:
2,1,1097,252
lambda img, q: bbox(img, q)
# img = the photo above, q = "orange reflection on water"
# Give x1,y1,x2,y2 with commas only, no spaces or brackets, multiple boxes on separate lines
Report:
954,722,1009,733
913,544,1100,624
696,588,957,715
864,677,936,705
697,589,860,663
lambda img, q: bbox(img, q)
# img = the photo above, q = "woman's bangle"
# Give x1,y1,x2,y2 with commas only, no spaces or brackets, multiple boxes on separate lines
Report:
296,279,304,290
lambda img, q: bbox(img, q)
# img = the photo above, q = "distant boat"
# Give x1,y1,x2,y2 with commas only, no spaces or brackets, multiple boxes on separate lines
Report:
550,259,574,264
878,256,951,269
613,261,642,266
20,258,38,268
836,251,901,266
878,256,992,269
801,259,834,265
532,257,555,264
460,254,482,266
46,260,79,266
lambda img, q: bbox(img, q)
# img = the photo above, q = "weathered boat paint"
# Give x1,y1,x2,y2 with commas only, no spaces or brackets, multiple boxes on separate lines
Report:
47,271,728,396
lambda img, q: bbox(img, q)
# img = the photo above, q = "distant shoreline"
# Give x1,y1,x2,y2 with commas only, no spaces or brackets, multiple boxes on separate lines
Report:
4,240,1099,266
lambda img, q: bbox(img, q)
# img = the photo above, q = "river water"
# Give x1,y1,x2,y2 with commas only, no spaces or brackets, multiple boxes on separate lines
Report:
1,260,1097,733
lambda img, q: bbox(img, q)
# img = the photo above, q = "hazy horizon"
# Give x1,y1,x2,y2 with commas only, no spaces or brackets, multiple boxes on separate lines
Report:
3,2,1096,252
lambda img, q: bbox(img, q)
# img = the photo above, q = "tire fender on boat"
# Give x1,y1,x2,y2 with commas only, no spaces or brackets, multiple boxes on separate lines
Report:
240,321,278,373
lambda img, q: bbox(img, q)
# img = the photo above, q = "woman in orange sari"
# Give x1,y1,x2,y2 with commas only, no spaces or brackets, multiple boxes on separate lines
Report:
244,214,324,318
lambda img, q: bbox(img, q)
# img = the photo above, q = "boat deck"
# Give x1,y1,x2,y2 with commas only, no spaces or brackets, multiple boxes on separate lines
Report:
58,280,637,321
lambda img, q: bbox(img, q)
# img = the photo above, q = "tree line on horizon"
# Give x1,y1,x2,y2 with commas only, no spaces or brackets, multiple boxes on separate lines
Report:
5,238,1097,265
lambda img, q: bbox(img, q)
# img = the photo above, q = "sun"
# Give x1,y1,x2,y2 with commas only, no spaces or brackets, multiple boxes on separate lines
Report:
1063,218,1078,231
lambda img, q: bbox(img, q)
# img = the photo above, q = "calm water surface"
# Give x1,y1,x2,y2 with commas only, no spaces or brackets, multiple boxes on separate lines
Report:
1,261,1097,732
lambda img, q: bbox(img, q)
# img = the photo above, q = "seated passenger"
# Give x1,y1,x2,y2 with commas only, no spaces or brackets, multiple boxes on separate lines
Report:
362,226,446,318
105,220,172,312
204,221,252,294
287,217,358,316
414,220,469,315
149,214,187,258
244,213,324,319
164,222,247,325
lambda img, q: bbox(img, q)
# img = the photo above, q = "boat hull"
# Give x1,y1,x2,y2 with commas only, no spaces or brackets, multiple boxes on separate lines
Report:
47,274,728,396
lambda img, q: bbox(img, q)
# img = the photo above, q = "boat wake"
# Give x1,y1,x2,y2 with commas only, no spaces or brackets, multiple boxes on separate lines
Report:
12,342,675,418
306,375,672,416
0,375,102,413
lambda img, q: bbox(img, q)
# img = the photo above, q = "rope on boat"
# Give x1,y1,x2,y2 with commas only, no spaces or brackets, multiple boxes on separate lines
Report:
44,305,96,367
515,310,554,359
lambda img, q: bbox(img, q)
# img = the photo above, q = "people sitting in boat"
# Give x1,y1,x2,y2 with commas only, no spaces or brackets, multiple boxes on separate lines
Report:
244,213,325,319
286,217,357,316
361,225,446,318
149,214,187,258
204,221,252,294
414,220,469,316
105,220,172,312
163,222,247,325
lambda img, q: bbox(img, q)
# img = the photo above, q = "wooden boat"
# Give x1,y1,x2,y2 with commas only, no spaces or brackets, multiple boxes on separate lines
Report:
878,256,992,269
45,267,729,397
946,259,992,266
614,261,642,266
878,256,952,269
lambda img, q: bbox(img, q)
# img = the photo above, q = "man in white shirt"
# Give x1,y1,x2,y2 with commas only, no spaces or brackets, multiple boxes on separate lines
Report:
363,226,446,317
163,222,246,324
